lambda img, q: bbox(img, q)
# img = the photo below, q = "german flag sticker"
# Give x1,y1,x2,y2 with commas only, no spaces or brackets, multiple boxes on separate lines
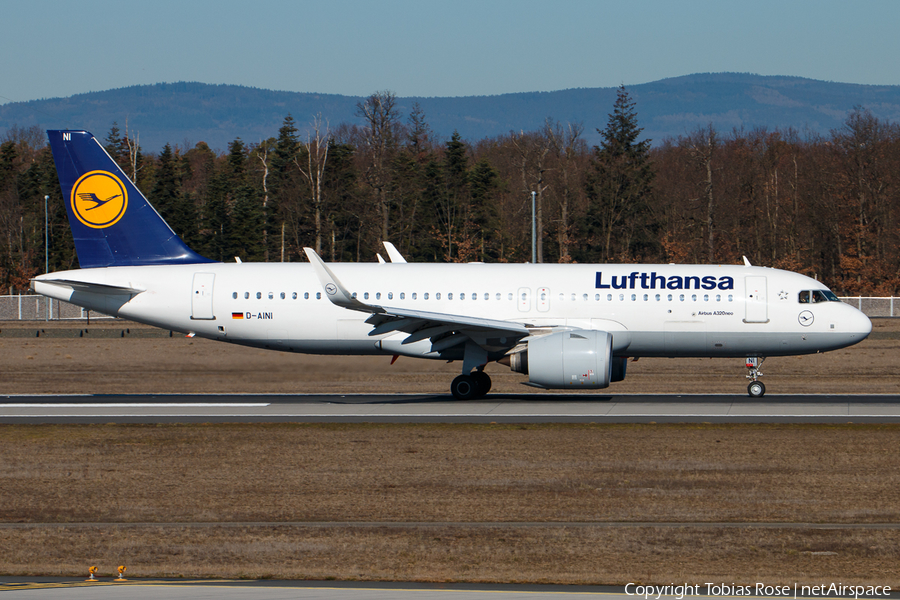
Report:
232,312,244,319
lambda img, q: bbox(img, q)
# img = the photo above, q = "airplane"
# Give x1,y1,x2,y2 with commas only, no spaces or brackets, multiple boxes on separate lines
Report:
32,130,873,399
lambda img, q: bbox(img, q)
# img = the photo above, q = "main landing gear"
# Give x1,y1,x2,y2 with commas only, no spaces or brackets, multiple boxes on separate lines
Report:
745,356,766,397
450,369,492,400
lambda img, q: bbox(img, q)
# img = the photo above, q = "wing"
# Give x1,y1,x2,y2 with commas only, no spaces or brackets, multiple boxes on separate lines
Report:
303,248,530,356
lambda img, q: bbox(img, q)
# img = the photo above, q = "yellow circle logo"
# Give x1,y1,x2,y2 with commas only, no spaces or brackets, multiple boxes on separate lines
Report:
71,170,128,229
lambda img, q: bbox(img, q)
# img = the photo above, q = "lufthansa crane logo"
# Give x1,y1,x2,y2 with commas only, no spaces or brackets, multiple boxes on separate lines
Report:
70,170,128,228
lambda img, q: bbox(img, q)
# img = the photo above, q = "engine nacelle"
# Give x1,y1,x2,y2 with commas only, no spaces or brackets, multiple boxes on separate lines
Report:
505,330,614,389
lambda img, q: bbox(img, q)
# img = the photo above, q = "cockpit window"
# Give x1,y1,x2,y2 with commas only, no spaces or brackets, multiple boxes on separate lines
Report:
800,289,840,303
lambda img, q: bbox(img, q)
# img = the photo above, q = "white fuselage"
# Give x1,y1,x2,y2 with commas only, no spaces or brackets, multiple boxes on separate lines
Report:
32,262,872,360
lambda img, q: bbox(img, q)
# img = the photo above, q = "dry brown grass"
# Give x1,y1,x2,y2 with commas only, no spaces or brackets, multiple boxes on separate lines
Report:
0,318,898,395
2,525,898,586
0,423,899,584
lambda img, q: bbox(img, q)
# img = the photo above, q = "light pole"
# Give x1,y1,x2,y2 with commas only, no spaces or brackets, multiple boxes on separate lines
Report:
44,195,49,274
531,191,536,264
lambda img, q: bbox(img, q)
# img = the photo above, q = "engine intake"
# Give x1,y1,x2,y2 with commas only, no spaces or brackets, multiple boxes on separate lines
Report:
501,330,615,389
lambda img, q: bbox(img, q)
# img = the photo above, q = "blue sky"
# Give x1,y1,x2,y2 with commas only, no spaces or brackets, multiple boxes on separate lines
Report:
2,0,899,104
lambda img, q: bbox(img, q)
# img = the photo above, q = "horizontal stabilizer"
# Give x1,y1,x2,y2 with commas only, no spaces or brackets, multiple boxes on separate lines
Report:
31,278,143,295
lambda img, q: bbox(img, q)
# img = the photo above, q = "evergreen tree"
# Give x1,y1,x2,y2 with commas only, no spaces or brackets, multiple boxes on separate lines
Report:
269,115,302,260
468,158,501,261
580,86,656,262
151,144,198,247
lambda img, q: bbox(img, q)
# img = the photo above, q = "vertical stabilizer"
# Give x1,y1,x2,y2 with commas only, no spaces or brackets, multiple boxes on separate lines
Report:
47,130,213,268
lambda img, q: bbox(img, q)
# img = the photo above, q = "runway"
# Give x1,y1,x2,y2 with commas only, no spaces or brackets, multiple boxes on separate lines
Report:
2,393,900,423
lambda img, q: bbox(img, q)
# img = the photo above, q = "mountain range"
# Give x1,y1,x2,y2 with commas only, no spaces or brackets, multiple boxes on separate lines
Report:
3,73,900,153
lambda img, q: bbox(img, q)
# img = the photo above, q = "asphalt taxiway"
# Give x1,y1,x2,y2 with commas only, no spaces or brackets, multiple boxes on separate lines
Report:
2,393,900,423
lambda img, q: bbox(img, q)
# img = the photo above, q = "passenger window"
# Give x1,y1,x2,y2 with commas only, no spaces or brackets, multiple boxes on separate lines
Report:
643,294,648,301
496,293,501,300
716,294,721,302
607,294,612,301
655,294,661,301
559,293,564,301
376,292,381,300
692,294,697,301
485,293,490,300
424,293,429,300
244,292,249,299
728,295,733,302
388,292,393,300
667,294,673,301
411,293,416,300
400,292,405,300
280,292,285,299
304,292,309,299
316,292,321,300
351,292,357,299
595,294,600,301
619,294,624,301
437,293,441,300
571,293,576,301
631,294,636,301
799,290,810,304
292,292,297,300
703,294,708,301
679,294,684,301
364,292,369,300
268,292,274,300
508,293,513,301
540,292,547,300
232,292,237,299
583,294,588,301
256,292,262,299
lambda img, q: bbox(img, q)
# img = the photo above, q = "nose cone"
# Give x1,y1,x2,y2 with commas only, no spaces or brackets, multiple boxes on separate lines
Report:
846,306,872,343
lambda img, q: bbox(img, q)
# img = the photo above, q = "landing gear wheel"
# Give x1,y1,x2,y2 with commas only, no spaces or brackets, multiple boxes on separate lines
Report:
451,374,478,400
471,371,492,397
748,381,766,398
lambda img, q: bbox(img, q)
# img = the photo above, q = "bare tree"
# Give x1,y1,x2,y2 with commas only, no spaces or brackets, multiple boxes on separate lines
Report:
296,115,330,254
356,91,400,244
544,119,585,262
688,124,718,263
510,130,551,262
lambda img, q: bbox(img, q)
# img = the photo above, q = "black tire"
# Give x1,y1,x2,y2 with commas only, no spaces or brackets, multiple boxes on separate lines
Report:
747,381,766,398
451,374,478,400
471,371,492,397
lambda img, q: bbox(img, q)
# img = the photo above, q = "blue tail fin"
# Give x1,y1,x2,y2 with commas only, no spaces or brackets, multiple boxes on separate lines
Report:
47,130,213,268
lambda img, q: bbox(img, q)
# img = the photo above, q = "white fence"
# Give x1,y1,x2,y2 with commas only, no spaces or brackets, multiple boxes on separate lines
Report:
0,294,898,321
0,295,114,321
838,297,900,317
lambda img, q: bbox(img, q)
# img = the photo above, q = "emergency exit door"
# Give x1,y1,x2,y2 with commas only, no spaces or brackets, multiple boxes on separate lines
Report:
744,276,768,323
191,273,216,320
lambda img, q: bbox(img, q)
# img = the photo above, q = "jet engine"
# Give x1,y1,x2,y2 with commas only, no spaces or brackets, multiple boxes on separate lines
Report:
500,330,623,389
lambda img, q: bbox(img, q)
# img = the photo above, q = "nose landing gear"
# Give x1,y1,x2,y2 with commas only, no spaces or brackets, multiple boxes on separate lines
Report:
746,357,765,397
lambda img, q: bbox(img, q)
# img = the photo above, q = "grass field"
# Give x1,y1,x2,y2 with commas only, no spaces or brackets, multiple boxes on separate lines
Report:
0,317,898,395
0,423,898,585
0,319,898,585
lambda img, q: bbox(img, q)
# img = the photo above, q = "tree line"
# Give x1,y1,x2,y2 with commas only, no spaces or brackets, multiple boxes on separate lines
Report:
1,86,899,296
